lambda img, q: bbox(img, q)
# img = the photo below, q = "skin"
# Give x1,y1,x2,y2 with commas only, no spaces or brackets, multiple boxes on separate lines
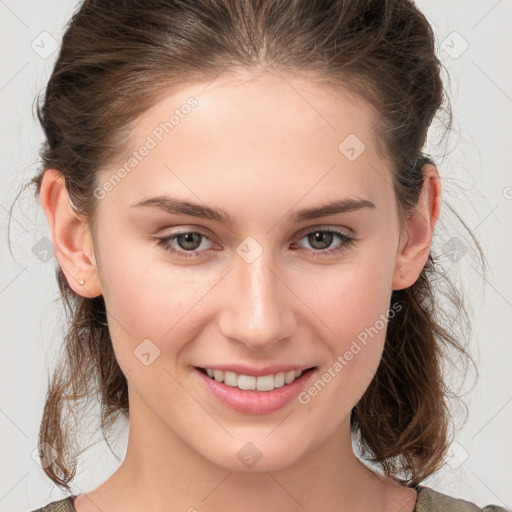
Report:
40,69,441,512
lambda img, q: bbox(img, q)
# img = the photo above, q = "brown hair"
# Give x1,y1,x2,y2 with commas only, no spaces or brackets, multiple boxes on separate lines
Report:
29,0,484,490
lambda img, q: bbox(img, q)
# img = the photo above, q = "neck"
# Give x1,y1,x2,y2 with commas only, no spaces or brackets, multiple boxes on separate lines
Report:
77,390,415,512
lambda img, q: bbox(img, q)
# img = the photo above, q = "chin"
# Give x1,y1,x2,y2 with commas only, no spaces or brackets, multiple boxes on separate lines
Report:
202,439,306,473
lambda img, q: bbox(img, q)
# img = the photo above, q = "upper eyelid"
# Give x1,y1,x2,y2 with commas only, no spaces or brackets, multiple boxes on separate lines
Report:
159,224,353,241
294,225,353,238
159,225,354,249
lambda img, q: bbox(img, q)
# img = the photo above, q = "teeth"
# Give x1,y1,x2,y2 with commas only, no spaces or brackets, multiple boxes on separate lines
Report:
203,368,305,391
274,372,285,388
238,375,256,390
285,370,296,384
223,371,238,387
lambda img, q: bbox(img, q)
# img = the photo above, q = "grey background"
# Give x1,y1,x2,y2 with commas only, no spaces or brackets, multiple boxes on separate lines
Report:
1,1,511,510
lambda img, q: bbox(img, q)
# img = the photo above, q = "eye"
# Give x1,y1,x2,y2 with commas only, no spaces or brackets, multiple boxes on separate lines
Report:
154,227,356,260
154,230,215,258
291,228,355,257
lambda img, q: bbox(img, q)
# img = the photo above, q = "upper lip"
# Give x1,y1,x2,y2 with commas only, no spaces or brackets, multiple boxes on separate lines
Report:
196,364,316,377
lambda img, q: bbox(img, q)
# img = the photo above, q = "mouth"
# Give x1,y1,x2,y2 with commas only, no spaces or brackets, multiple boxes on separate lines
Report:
196,366,317,392
194,365,317,414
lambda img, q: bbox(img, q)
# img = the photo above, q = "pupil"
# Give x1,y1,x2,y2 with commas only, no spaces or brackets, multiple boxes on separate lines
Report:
178,233,201,250
310,231,332,249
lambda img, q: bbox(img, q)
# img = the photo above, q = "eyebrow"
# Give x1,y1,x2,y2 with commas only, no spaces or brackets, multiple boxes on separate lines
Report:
130,195,376,226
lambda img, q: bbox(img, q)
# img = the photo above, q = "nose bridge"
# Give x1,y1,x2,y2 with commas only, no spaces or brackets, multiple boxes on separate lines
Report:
219,244,295,350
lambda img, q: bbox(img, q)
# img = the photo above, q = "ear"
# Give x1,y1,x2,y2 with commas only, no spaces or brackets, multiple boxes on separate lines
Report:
392,164,442,291
39,169,102,298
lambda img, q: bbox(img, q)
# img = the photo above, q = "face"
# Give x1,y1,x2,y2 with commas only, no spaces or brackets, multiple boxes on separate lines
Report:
87,70,405,471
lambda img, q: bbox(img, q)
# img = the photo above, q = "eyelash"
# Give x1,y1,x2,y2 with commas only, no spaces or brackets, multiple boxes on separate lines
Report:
154,227,355,259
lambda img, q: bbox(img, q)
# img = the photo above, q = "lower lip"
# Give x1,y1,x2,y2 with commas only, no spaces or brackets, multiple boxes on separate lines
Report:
195,367,316,415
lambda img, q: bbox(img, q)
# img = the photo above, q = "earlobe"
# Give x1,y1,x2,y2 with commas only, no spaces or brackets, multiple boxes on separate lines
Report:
39,169,102,298
392,164,442,291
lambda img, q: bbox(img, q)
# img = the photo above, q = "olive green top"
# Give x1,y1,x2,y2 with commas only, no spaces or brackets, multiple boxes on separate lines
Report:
31,486,510,511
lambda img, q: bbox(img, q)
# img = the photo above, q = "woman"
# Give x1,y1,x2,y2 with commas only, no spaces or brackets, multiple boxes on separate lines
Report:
28,0,508,510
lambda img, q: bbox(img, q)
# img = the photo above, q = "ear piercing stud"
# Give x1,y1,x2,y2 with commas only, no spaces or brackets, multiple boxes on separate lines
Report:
79,278,85,286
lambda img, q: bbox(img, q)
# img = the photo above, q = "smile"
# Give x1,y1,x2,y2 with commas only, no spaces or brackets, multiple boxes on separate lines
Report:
199,367,309,391
195,366,318,415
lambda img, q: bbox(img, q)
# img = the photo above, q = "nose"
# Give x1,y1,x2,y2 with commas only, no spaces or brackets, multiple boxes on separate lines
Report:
217,247,297,352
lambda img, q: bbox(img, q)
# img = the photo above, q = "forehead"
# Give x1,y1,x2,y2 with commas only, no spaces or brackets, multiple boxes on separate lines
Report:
98,70,395,220
133,69,383,157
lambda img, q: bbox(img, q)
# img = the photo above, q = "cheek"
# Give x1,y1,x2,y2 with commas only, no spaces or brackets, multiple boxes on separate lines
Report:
96,232,219,368
307,255,394,346
301,247,396,402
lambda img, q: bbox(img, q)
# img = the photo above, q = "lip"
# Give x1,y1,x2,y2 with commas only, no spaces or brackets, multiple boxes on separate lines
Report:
195,364,314,377
194,366,317,415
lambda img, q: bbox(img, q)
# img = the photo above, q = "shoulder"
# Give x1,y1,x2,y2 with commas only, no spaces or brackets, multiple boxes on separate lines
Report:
415,486,510,512
30,496,75,512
